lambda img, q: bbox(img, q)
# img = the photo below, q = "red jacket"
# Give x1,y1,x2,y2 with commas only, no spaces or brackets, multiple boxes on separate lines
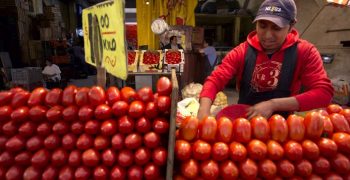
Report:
200,29,334,111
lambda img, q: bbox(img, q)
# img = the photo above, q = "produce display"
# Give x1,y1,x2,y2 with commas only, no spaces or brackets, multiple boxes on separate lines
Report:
165,50,182,64
139,50,163,72
127,50,139,73
174,104,350,179
127,51,137,65
142,51,161,65
0,76,173,180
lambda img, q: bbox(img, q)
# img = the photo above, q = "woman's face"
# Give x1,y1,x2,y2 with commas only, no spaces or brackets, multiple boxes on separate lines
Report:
256,20,291,53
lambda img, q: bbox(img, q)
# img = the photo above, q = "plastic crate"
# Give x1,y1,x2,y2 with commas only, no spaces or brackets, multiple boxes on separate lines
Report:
11,67,43,84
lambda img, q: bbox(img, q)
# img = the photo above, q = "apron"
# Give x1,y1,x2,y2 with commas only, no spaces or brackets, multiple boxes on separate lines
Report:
238,43,298,118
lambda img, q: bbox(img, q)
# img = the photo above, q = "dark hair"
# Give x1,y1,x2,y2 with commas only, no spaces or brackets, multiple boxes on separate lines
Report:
170,36,177,41
205,38,213,46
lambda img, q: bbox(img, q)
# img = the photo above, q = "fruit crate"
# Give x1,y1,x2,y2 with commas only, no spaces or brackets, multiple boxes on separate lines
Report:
11,67,43,84
164,49,185,73
139,50,163,72
127,50,139,72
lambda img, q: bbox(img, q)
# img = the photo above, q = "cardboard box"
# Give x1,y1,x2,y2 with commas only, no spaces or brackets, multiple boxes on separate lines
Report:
164,49,185,73
139,50,163,72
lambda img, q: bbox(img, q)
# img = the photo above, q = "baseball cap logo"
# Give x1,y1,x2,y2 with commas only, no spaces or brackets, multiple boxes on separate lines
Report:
265,6,282,13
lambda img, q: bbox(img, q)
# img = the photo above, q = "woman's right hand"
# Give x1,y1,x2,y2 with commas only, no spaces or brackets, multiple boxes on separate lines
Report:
197,97,213,121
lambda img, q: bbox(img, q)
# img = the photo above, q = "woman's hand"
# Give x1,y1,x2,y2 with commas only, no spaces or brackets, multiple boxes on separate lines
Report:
197,97,213,121
246,100,275,120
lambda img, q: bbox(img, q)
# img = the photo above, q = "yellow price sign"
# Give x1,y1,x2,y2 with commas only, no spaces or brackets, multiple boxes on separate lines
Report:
82,0,127,80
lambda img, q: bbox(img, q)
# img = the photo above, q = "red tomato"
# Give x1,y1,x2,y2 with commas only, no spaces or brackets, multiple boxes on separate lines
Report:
200,160,219,180
51,148,68,167
156,76,172,96
37,122,52,137
14,152,31,166
75,87,90,107
175,140,191,161
68,150,82,167
112,101,129,117
322,115,334,138
2,121,17,136
0,105,12,122
74,166,91,180
88,86,106,107
327,104,343,114
325,173,343,180
44,134,61,150
209,142,228,162
340,108,350,123
62,105,78,122
304,111,324,140
110,165,126,180
137,87,154,103
181,159,199,179
6,166,23,180
82,149,100,167
199,116,217,142
0,91,13,106
106,86,121,105
11,90,30,108
10,87,25,93
153,117,169,134
284,140,303,162
333,132,350,154
144,163,160,180
157,96,171,112
135,117,152,133
71,121,84,135
239,158,258,179
267,140,284,161
84,120,100,135
247,139,267,161
0,136,6,150
318,138,338,158
259,159,277,179
277,159,295,178
143,132,160,149
0,151,13,166
46,105,64,122
127,166,143,180
100,119,118,136
329,113,350,133
6,135,25,152
45,88,62,106
29,105,47,122
125,133,142,150
312,157,330,175
269,114,288,143
128,100,145,118
31,149,50,168
62,133,77,150
192,140,211,161
118,116,134,134
229,141,247,162
144,102,158,119
58,166,74,180
111,133,125,150
250,116,270,142
78,105,94,121
76,134,93,150
295,159,312,177
26,136,43,152
302,140,320,160
23,166,41,180
11,106,29,123
134,147,151,165
120,87,138,103
152,147,167,166
95,104,112,120
118,149,134,167
331,153,350,175
287,114,305,141
18,121,36,137
180,116,199,142
93,166,109,180
94,135,110,150
219,160,238,180
28,87,48,106
42,166,58,180
216,117,233,143
232,118,251,143
62,85,77,106
52,121,69,135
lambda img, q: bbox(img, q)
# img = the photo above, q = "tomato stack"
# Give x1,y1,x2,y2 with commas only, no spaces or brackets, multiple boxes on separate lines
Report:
127,51,137,65
165,50,182,64
0,77,172,180
142,51,161,65
175,104,350,179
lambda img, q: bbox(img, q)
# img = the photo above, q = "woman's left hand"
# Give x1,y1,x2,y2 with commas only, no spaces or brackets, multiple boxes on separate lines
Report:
246,100,275,120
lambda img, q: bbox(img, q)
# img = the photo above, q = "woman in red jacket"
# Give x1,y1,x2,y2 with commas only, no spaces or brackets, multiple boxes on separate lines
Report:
198,0,333,120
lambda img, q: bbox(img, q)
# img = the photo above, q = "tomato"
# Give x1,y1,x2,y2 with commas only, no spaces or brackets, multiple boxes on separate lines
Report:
46,105,64,122
301,140,320,160
93,166,109,180
329,113,350,133
216,117,233,143
118,149,134,167
111,133,125,150
44,88,62,107
137,87,154,103
340,108,350,123
11,106,29,123
62,105,79,122
58,166,74,180
112,101,129,117
42,166,58,180
84,120,100,135
28,105,47,122
26,136,43,152
212,142,229,161
313,157,330,175
125,133,142,150
152,147,167,166
143,132,160,149
134,147,151,165
110,165,126,180
2,121,17,136
68,150,82,167
120,87,138,103
88,86,106,107
250,116,270,142
75,87,90,107
76,134,93,150
128,100,145,118
144,163,160,180
295,159,312,177
219,160,238,179
52,121,69,135
0,151,13,166
36,122,51,136
71,121,84,135
118,115,134,134
6,135,25,152
192,140,211,161
44,134,61,150
74,166,91,180
28,87,48,106
157,96,171,112
175,140,191,161
277,159,295,178
144,102,158,119
18,121,36,137
107,86,121,105
304,111,324,140
10,87,25,93
95,104,112,120
0,105,12,122
267,140,284,161
325,173,343,180
239,158,258,179
331,153,350,175
157,76,172,96
322,115,334,138
333,132,350,154
286,114,305,141
199,116,217,142
94,135,110,150
100,119,118,136
232,118,251,143
318,138,338,158
6,166,23,180
62,85,77,106
284,140,303,162
62,133,77,150
11,90,30,108
200,160,219,179
51,148,68,167
135,117,151,134
0,91,13,106
269,114,288,143
0,136,6,150
14,152,31,166
23,166,41,180
258,159,277,179
82,149,100,167
31,149,50,168
180,116,199,142
0,167,5,180
327,104,343,114
78,105,94,121
127,166,143,180
229,141,247,162
247,139,267,161
181,159,199,179
153,117,169,134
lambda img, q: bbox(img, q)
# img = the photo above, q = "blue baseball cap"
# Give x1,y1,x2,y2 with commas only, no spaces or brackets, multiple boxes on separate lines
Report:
253,0,297,28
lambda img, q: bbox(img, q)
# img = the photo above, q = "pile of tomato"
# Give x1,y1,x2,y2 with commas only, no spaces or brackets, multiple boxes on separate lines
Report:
142,52,161,65
127,51,137,65
174,104,350,179
165,51,182,64
0,76,173,180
